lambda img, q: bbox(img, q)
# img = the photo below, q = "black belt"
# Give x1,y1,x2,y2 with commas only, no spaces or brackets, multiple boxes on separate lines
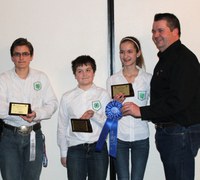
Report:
155,122,178,129
4,123,41,135
83,142,97,146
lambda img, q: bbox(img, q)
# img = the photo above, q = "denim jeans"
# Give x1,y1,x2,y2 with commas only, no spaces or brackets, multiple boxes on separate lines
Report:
114,138,149,180
155,123,200,180
0,128,43,180
67,142,108,180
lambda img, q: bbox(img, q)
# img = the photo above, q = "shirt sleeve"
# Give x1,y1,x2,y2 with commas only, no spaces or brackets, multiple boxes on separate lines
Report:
57,95,69,158
33,75,58,121
0,74,10,119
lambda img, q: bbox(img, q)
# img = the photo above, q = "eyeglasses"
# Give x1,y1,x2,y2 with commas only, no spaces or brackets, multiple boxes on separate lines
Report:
13,52,30,57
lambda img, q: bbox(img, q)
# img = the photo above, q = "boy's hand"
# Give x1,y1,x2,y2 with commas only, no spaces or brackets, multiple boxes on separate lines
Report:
80,110,94,119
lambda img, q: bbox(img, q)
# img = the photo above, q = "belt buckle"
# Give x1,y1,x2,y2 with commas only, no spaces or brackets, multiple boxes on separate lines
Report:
17,125,32,136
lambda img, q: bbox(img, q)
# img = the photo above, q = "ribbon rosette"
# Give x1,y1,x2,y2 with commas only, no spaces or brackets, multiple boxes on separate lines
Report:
96,100,122,157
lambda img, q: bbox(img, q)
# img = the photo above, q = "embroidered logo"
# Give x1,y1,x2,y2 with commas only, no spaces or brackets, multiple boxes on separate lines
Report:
92,100,101,111
138,91,147,101
33,81,42,91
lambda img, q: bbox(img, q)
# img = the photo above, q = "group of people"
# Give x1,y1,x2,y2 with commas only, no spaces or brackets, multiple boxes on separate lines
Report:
0,12,200,180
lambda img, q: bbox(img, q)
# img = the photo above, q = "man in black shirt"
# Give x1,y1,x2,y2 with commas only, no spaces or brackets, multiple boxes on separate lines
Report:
121,13,200,180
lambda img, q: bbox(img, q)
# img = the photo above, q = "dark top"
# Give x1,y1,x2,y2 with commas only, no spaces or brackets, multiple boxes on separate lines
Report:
141,40,200,126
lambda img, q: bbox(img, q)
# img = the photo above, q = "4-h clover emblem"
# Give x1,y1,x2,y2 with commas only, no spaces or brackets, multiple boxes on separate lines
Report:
33,81,42,91
92,100,101,111
138,91,147,101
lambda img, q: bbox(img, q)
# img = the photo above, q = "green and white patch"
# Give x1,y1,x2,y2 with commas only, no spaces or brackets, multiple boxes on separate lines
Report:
33,81,42,91
138,91,147,101
92,100,101,111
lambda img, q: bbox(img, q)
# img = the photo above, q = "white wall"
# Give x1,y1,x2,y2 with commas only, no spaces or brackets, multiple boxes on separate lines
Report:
0,0,200,179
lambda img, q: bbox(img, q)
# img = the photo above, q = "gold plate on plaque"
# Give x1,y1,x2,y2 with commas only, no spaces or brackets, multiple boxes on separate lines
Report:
71,119,93,133
9,102,32,116
111,83,134,98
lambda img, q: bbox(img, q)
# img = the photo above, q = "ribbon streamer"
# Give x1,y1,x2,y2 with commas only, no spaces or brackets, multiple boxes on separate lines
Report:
42,134,48,167
96,100,122,157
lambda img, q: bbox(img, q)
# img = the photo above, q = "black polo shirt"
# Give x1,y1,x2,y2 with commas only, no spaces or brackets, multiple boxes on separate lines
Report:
141,40,200,126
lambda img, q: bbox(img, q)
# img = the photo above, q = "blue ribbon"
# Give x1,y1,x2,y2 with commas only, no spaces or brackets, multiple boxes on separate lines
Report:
96,100,122,157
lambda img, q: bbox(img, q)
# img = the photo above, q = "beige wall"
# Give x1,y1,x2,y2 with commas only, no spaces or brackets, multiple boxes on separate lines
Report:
0,0,199,179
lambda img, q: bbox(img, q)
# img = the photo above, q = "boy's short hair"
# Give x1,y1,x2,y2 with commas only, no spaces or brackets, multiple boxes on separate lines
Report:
10,38,34,57
71,55,96,75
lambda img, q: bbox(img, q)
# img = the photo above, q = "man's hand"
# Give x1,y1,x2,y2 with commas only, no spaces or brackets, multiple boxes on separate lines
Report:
122,102,141,117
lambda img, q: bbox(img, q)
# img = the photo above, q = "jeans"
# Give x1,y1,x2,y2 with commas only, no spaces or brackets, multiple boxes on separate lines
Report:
114,138,149,180
155,123,200,180
67,142,108,180
0,128,43,180
0,119,3,140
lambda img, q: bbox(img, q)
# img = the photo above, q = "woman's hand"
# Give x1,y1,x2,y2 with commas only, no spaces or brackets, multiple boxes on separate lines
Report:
113,93,125,103
61,157,67,167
